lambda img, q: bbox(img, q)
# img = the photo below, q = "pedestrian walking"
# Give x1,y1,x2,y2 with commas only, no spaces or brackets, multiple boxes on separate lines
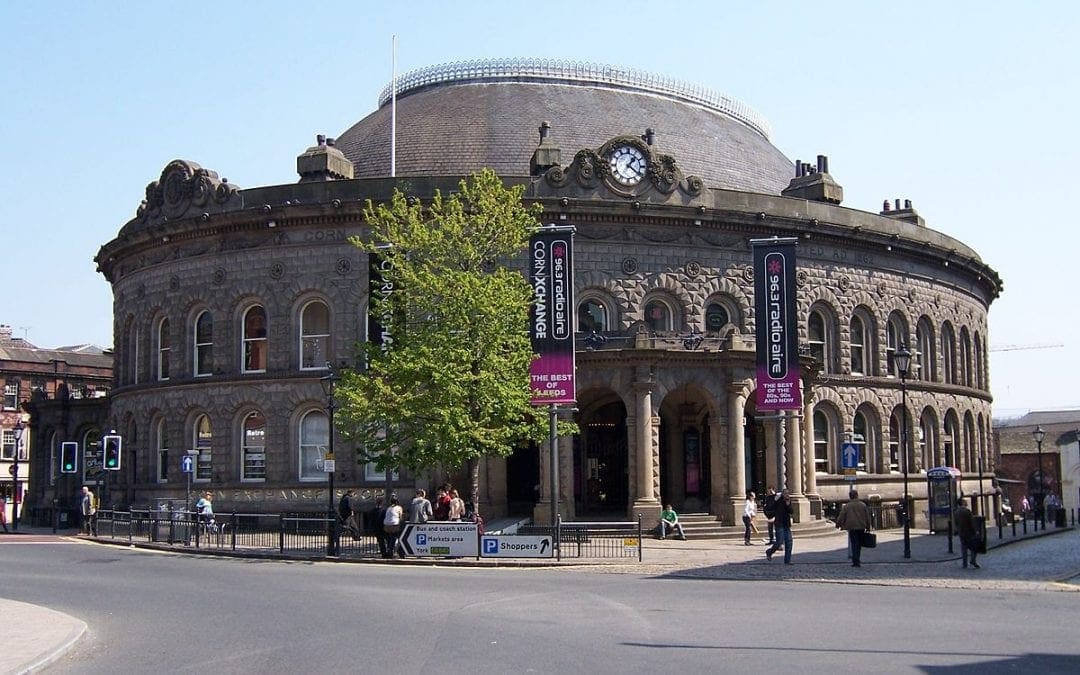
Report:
448,489,465,521
835,489,872,567
0,495,9,533
762,487,777,545
765,489,794,563
742,490,757,545
954,497,981,569
79,485,98,535
382,495,404,558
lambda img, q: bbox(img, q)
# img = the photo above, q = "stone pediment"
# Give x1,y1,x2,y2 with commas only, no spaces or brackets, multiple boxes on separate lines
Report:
133,160,241,227
536,135,703,201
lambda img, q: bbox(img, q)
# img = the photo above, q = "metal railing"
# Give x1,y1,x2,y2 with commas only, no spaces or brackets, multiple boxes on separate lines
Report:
519,516,643,561
92,509,644,561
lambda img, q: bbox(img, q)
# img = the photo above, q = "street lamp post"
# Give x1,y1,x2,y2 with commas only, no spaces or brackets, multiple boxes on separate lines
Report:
895,344,912,559
11,419,24,532
1033,425,1046,531
320,364,339,556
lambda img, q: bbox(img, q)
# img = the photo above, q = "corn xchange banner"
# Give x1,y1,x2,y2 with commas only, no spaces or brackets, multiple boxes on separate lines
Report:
529,226,576,405
752,237,801,411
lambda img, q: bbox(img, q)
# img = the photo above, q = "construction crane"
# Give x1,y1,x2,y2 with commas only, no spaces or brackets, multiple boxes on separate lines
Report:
989,344,1063,352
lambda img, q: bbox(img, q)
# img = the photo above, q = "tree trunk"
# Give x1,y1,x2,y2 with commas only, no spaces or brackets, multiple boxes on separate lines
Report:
467,456,480,513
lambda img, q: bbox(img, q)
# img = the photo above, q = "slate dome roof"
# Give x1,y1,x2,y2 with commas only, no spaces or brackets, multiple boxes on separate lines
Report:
335,59,794,195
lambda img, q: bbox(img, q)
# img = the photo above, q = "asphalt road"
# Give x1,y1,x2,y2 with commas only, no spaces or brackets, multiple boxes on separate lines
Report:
2,538,1078,674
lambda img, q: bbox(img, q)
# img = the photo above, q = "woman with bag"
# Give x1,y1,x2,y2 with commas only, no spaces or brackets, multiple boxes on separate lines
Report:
836,489,872,567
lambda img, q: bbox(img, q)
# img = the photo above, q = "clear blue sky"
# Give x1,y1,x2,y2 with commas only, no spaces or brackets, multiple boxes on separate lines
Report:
1,1,1075,417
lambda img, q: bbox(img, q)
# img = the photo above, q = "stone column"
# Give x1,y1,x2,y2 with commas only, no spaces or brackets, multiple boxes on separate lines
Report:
787,411,811,522
631,372,661,523
558,433,575,521
802,394,821,517
533,428,553,525
709,414,727,522
728,384,747,523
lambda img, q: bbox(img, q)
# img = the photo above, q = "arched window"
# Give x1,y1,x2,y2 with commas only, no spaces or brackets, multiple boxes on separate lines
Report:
941,323,956,385
813,409,832,474
959,327,972,387
853,411,869,472
243,305,268,373
850,313,870,375
888,410,901,472
643,299,673,332
156,317,171,381
916,318,935,382
705,302,730,332
973,332,985,390
943,414,959,468
886,313,906,376
156,419,169,483
193,414,212,481
578,298,608,333
808,309,831,373
964,413,977,471
300,301,331,370
300,410,328,481
242,411,266,481
82,428,102,484
194,310,213,377
919,412,936,470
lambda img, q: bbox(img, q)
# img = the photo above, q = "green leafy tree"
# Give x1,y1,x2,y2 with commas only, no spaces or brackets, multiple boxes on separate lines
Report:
337,169,567,509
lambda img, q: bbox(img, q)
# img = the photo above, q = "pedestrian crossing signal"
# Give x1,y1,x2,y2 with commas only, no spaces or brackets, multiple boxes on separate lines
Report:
103,435,122,470
60,442,78,474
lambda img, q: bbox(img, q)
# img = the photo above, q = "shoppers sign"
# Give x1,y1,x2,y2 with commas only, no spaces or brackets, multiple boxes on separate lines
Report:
752,238,802,411
529,226,576,405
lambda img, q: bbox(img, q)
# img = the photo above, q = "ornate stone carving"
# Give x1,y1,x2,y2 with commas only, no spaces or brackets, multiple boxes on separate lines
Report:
796,269,809,288
838,275,851,292
543,136,704,200
742,265,755,283
685,261,701,278
136,160,240,225
621,257,639,275
268,262,286,280
335,258,352,276
212,268,227,286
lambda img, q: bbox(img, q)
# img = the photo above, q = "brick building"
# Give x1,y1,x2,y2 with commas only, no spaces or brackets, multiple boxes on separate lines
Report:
1,325,112,525
994,410,1078,520
52,59,1000,525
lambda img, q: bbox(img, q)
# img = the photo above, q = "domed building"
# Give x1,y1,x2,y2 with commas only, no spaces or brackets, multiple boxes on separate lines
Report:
36,59,1002,526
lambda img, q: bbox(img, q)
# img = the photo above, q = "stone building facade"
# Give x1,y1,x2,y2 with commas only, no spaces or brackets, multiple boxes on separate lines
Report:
53,59,1000,525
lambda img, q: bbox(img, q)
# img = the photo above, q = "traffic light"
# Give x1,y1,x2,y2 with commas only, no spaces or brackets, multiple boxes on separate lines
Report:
60,442,78,474
103,434,122,470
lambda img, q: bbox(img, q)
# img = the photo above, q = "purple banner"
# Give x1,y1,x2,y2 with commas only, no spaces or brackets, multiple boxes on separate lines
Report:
753,238,802,411
529,228,576,405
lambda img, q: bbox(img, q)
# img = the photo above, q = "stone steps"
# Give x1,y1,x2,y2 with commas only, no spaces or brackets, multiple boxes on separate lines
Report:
666,513,840,541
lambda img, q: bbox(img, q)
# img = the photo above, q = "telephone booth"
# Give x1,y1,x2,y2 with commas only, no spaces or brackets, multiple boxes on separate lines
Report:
926,467,961,534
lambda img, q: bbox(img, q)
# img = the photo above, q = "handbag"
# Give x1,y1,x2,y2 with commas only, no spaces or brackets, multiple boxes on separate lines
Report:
859,530,877,548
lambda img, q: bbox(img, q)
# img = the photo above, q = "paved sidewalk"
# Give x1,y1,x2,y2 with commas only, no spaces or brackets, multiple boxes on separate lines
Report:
0,596,86,675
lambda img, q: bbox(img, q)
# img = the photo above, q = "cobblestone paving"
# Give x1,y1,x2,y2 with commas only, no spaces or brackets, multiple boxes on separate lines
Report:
572,527,1080,593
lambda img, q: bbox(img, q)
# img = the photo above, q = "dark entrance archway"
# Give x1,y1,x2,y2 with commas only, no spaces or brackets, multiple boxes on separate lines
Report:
574,399,628,517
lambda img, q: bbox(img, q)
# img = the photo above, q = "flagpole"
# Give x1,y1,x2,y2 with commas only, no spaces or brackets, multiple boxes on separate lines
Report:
390,35,397,178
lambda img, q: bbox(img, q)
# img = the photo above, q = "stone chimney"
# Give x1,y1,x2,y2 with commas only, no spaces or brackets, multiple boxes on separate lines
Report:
781,154,844,205
879,198,925,227
530,121,561,176
0,324,11,343
297,135,354,182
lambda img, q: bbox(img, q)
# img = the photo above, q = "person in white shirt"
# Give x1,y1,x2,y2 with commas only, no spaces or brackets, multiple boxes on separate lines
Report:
742,490,757,545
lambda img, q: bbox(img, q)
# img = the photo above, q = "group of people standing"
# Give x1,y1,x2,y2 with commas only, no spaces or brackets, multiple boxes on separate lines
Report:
337,483,481,558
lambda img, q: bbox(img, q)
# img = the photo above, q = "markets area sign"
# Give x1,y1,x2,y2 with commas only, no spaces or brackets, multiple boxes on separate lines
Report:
399,523,479,557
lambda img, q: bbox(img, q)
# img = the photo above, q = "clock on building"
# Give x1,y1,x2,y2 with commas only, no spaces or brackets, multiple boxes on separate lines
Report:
609,145,647,186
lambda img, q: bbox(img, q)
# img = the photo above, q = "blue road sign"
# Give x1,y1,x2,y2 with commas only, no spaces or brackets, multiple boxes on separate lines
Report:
181,455,194,473
841,442,859,470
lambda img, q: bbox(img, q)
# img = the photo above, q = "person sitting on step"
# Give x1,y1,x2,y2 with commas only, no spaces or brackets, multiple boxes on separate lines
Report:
659,504,687,540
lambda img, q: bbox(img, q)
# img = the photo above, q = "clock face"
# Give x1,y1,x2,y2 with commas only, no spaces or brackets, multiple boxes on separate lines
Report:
609,145,647,186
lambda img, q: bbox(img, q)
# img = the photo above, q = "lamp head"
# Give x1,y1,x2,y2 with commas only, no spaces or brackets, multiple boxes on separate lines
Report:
894,343,912,378
1032,426,1046,444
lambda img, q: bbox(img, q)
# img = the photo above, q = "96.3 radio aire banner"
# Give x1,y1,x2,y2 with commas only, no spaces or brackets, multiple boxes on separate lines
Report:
752,238,802,411
529,227,576,405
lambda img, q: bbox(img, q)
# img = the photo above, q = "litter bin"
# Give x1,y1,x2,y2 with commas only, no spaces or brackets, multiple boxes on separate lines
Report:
1055,508,1066,528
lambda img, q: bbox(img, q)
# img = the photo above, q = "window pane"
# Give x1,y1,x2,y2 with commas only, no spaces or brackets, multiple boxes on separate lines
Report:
705,303,729,331
243,412,266,480
644,301,670,332
578,300,607,332
300,411,328,480
195,312,213,376
301,302,331,369
195,415,212,480
244,307,267,372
